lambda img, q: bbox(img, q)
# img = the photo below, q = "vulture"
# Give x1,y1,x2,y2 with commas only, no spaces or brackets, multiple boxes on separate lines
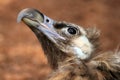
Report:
17,8,120,80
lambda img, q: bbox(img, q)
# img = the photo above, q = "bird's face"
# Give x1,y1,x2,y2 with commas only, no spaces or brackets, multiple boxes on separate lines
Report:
17,8,93,60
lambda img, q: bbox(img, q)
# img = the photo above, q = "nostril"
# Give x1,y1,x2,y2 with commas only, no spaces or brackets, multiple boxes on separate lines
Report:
46,19,49,23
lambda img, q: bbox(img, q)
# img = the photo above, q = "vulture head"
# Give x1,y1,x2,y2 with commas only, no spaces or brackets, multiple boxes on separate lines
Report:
17,8,99,69
17,8,120,80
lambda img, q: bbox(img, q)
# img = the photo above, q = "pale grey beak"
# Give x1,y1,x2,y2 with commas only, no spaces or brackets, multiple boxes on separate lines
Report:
17,8,65,43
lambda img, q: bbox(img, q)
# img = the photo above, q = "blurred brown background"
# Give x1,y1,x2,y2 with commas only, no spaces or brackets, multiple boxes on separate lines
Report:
0,0,120,80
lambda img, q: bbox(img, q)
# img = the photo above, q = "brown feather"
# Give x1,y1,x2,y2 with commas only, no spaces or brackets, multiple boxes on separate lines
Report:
47,51,120,80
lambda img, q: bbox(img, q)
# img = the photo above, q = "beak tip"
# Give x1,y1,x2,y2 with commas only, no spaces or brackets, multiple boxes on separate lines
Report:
17,8,30,23
17,16,21,23
17,12,24,23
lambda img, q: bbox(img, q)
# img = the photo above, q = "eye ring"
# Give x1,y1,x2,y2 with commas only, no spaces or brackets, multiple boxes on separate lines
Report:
67,27,77,35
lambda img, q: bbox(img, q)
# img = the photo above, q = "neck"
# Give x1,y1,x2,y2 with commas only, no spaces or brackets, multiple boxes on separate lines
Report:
36,32,70,69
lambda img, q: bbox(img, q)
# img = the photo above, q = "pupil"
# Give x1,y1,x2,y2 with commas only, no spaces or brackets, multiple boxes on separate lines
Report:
68,27,77,34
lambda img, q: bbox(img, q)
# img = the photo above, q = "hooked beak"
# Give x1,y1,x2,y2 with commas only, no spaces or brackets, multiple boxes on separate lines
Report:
17,8,65,43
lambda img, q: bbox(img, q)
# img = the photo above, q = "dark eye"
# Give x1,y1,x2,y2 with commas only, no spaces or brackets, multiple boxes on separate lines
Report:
67,27,77,35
